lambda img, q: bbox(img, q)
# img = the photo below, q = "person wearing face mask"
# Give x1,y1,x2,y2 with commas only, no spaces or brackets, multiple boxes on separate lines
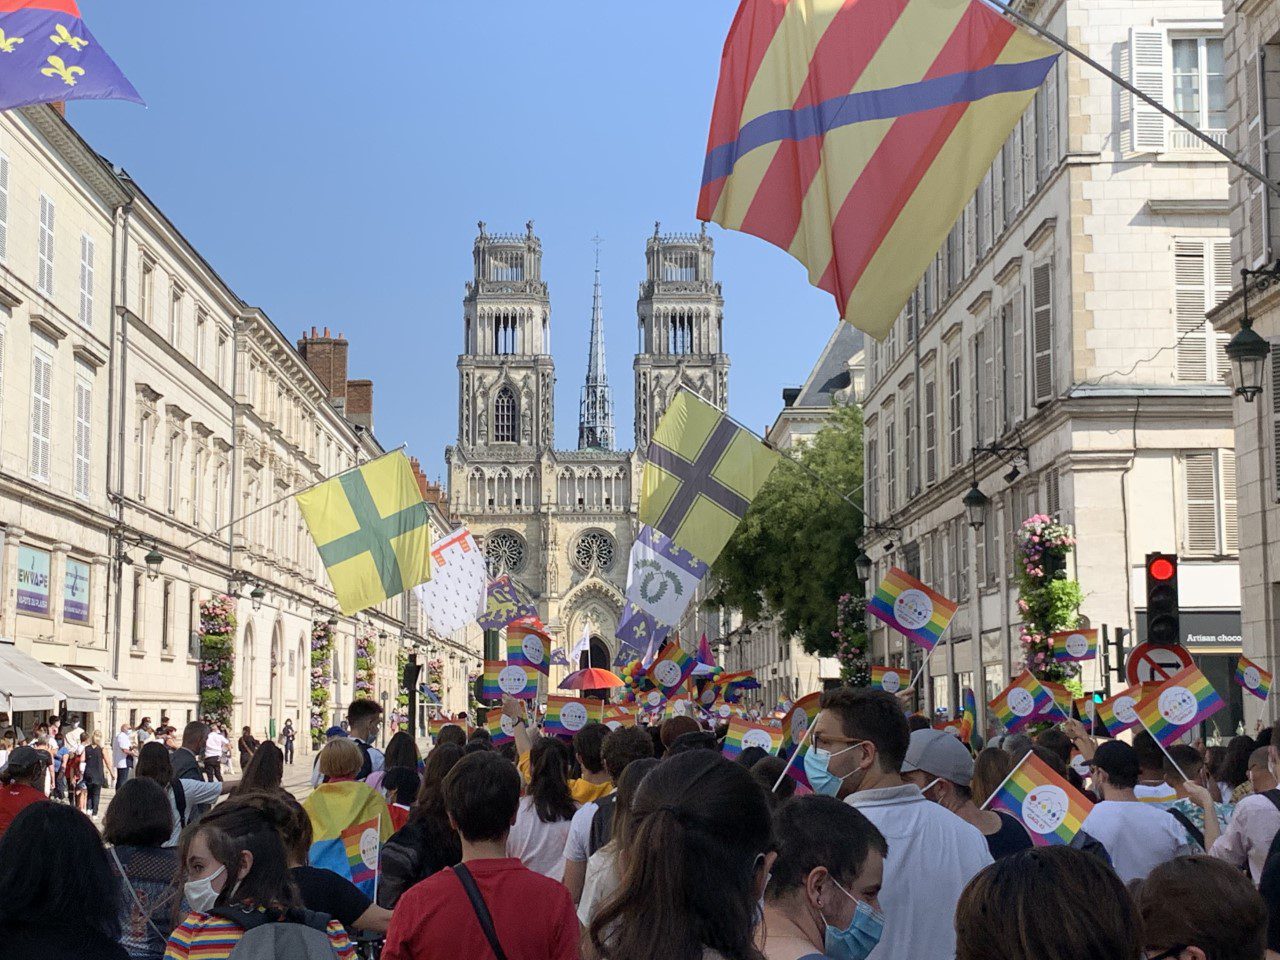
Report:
899,728,1033,861
1209,741,1280,885
346,699,385,782
761,795,888,960
164,796,356,959
804,688,990,960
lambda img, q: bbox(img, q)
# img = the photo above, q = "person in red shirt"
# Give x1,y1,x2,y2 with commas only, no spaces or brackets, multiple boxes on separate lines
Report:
0,746,51,837
382,750,579,960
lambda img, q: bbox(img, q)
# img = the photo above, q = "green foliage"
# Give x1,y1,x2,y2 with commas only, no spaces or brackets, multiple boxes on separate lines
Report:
198,596,237,726
709,403,864,657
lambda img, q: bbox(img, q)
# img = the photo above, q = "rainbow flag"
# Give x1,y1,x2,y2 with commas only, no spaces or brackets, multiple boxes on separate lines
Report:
1050,628,1098,663
543,695,604,739
603,709,637,731
986,752,1093,846
479,660,538,701
649,640,698,693
1040,681,1072,719
988,671,1063,733
933,717,972,741
1095,683,1147,737
508,619,552,675
664,693,699,720
1072,696,1097,727
1236,655,1273,702
697,0,1058,339
1136,664,1224,747
960,687,977,744
638,687,668,714
870,665,911,694
485,712,516,746
303,781,393,898
779,690,822,789
722,717,784,758
867,567,957,651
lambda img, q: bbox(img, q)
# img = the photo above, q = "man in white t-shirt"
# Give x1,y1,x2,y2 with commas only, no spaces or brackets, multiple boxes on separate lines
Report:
203,726,228,782
1081,740,1196,883
112,723,135,788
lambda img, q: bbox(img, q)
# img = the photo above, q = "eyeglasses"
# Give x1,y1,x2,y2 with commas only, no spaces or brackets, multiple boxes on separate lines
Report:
1144,946,1187,960
812,732,861,752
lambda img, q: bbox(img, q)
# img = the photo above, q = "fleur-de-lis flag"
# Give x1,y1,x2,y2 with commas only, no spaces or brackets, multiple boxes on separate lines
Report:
0,2,142,112
296,450,433,616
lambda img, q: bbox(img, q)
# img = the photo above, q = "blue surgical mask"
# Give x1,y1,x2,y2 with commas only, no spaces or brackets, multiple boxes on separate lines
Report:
823,877,886,960
803,742,864,797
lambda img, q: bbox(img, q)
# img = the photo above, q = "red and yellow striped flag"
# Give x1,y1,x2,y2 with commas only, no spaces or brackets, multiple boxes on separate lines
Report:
698,0,1058,338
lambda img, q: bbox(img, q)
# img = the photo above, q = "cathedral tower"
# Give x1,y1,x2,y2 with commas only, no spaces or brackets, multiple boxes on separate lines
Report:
578,246,615,451
458,222,555,452
633,224,729,449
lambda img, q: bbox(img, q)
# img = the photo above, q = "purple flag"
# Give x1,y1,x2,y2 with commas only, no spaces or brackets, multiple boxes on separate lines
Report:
477,575,537,631
616,601,670,664
0,2,143,113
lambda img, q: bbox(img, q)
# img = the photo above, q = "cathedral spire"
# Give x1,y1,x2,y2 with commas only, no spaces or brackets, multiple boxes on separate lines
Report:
578,238,615,451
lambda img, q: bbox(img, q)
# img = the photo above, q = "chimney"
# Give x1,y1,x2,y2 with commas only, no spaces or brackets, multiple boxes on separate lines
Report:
409,457,430,499
296,327,349,405
346,378,374,432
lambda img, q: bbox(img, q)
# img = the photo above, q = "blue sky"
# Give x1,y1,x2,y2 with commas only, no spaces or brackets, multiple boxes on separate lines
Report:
73,1,842,479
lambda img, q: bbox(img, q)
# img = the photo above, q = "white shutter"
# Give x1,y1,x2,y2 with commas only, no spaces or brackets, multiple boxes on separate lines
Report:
1041,62,1059,174
29,346,51,481
1211,240,1233,381
1021,110,1036,204
1129,28,1168,153
978,173,992,254
1007,127,1023,217
1183,452,1218,554
924,378,937,485
1032,262,1054,405
37,195,54,296
1174,240,1209,381
78,234,94,329
964,200,977,274
0,154,9,262
1012,291,1026,425
1246,52,1270,268
1045,467,1061,516
1272,344,1280,499
74,375,91,499
983,317,996,443
991,151,1005,235
1221,450,1238,553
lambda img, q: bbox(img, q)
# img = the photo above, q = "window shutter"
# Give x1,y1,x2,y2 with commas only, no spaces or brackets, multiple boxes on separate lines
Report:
975,515,987,586
1128,28,1168,153
1174,240,1209,381
971,335,982,444
983,317,996,444
78,235,94,329
1045,467,1061,516
1272,345,1280,500
37,195,54,296
1041,63,1059,174
924,379,937,485
964,200,977,274
1211,240,1233,382
905,399,917,496
74,376,90,499
1032,262,1054,405
0,154,9,262
1021,110,1036,204
1246,52,1270,268
1012,290,1026,425
978,174,991,254
1183,452,1218,554
1007,127,1023,217
992,151,1005,235
29,348,51,481
1221,450,1238,553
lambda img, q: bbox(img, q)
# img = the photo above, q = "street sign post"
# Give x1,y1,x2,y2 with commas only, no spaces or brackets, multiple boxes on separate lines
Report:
1125,641,1193,686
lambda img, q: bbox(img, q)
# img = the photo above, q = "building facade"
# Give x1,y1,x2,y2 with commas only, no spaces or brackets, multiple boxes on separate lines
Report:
861,0,1242,737
446,223,729,671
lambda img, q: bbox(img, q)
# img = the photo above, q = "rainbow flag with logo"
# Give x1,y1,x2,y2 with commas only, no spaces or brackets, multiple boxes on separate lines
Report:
988,671,1063,733
303,781,393,898
1095,683,1148,737
697,0,1058,339
778,691,823,788
1072,696,1097,727
479,660,538,701
649,640,698,694
603,709,637,731
485,712,516,746
867,567,957,652
544,695,604,739
933,716,972,742
722,717,784,758
1136,664,1224,747
870,665,911,694
985,752,1093,846
1050,628,1098,663
1040,681,1072,719
1236,655,1273,702
508,618,552,675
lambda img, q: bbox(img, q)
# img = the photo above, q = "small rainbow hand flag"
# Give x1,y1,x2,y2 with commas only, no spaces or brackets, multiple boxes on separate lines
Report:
1095,683,1149,737
1040,681,1072,719
664,693,699,720
603,709,637,731
988,671,1062,733
779,692,823,788
485,712,518,746
722,717,784,759
867,567,957,652
507,619,552,675
1072,696,1098,727
1236,655,1273,701
1050,628,1098,663
1136,664,1224,747
870,665,911,694
480,660,538,701
340,817,382,887
933,717,973,742
638,688,668,714
986,752,1094,846
649,640,698,693
544,695,603,738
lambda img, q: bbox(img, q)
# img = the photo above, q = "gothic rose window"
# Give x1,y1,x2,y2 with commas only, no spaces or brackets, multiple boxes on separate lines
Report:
494,386,517,443
573,530,616,572
485,531,526,575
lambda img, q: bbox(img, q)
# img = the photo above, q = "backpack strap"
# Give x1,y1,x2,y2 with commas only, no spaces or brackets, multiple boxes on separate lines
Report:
451,864,509,960
1261,789,1280,816
1167,806,1205,850
354,740,373,781
173,779,188,827
108,847,169,944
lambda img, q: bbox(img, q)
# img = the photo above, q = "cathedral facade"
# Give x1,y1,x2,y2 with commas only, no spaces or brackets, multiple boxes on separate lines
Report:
445,222,728,667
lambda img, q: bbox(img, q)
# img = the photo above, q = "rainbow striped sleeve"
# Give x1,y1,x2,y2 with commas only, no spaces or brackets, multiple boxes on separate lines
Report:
164,913,244,960
327,920,356,960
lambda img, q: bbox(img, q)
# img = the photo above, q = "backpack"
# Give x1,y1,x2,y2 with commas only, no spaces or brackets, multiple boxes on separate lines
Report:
588,794,617,858
354,740,373,782
218,905,339,960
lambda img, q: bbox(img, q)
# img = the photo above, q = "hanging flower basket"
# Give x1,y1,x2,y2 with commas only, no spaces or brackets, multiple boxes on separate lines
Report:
1015,515,1085,683
310,619,336,747
199,595,237,727
833,593,870,687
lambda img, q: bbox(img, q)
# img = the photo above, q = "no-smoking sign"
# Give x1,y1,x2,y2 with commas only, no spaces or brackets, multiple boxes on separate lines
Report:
1126,641,1193,686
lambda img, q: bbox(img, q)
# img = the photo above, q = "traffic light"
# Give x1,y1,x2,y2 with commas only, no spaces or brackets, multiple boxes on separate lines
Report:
1145,552,1180,645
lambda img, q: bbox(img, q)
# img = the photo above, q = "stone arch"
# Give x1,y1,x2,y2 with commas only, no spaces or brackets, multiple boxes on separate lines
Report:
241,618,257,734
270,618,285,736
560,578,624,673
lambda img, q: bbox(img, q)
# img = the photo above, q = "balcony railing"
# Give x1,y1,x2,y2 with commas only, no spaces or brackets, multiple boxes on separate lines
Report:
1168,128,1227,152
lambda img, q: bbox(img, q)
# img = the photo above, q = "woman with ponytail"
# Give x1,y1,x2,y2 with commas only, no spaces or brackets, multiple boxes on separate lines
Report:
506,735,579,880
588,750,775,960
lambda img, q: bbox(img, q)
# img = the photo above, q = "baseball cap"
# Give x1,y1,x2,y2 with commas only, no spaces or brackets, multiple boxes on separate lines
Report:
324,726,347,739
1087,740,1140,782
901,728,974,785
0,745,51,779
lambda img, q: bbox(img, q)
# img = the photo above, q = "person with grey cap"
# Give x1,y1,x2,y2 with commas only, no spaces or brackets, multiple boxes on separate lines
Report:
0,745,51,838
901,728,1034,861
1080,739,1195,883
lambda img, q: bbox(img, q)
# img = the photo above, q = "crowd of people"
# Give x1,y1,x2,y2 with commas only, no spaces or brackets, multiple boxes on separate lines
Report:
1,687,1279,959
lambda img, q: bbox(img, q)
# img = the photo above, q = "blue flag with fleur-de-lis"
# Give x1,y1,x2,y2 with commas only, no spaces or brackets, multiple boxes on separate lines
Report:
0,2,142,113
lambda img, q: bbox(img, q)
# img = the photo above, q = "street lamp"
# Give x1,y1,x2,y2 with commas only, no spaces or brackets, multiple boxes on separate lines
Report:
250,583,265,612
963,483,990,529
1233,264,1278,402
854,551,872,581
143,545,163,582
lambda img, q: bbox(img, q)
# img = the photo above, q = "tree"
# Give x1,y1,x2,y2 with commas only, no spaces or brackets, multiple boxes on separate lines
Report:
708,403,864,657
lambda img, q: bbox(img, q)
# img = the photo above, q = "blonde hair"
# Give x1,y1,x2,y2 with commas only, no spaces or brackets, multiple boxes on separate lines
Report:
91,730,103,747
318,738,363,779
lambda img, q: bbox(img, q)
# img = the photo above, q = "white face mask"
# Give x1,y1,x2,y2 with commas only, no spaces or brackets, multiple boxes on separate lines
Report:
183,864,226,915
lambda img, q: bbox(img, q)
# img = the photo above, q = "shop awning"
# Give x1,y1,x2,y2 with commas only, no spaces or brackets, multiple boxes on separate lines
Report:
0,644,97,713
67,665,127,694
43,665,100,713
0,645,59,713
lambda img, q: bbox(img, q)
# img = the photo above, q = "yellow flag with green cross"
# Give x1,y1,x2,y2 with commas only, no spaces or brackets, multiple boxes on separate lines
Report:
640,390,780,566
296,450,432,615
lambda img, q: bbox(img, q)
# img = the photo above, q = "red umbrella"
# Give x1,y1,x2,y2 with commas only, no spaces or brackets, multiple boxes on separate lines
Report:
559,667,624,690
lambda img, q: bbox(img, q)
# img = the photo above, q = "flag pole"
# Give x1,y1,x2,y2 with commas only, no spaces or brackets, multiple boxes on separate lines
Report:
1136,710,1191,783
986,0,1280,198
178,444,410,553
773,709,819,793
980,749,1032,810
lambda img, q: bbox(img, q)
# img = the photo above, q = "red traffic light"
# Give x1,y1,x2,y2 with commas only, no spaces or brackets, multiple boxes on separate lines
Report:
1149,557,1175,581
